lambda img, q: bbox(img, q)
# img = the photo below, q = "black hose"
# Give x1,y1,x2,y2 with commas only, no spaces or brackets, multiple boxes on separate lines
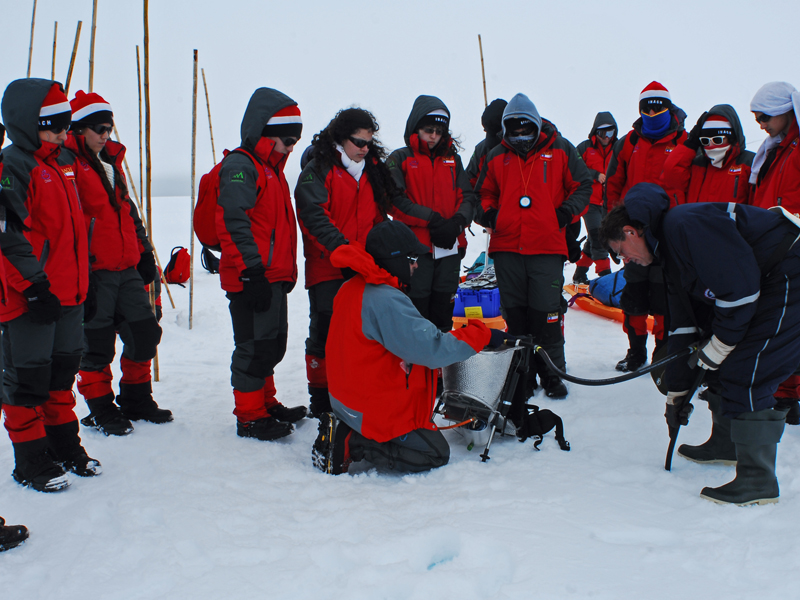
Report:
508,340,696,387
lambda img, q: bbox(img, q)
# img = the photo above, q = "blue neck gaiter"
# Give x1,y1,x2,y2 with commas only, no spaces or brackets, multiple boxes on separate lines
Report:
641,110,671,139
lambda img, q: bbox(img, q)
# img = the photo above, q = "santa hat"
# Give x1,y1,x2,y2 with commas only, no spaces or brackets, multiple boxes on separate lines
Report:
38,83,72,131
702,114,734,138
261,104,302,138
70,90,113,127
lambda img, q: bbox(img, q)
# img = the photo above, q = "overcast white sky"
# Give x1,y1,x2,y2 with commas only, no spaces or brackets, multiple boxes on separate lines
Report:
3,0,799,195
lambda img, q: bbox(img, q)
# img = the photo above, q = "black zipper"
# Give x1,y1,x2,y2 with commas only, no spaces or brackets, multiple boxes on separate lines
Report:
733,175,739,199
267,229,275,267
543,161,548,183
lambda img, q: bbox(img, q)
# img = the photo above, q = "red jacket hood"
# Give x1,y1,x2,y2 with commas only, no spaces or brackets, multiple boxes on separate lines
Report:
330,242,402,289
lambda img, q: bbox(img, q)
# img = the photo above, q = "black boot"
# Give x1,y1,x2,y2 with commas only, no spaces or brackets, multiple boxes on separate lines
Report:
81,393,134,436
237,417,293,441
268,403,308,423
117,382,173,424
616,315,647,372
0,517,29,552
572,266,589,285
677,391,736,465
308,386,332,419
11,438,70,493
597,269,612,277
311,412,352,475
700,408,786,506
774,397,799,425
45,421,102,477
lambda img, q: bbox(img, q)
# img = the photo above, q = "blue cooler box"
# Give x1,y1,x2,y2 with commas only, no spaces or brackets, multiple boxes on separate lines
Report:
453,287,501,318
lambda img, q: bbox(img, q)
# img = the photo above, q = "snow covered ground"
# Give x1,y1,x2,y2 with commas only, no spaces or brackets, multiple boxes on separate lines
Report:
2,197,800,599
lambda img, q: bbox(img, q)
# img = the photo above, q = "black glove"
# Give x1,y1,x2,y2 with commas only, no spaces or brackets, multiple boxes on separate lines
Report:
427,211,445,229
482,208,498,230
665,391,694,429
429,214,466,249
84,274,98,324
684,111,708,151
487,329,517,349
341,267,357,281
555,207,572,228
24,281,62,325
137,251,157,285
239,265,271,313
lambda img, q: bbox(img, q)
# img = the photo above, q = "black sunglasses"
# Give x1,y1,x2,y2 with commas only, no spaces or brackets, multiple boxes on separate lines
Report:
87,124,113,135
348,136,373,149
421,126,445,136
45,125,70,134
281,137,298,147
700,136,727,147
755,113,772,124
407,255,419,265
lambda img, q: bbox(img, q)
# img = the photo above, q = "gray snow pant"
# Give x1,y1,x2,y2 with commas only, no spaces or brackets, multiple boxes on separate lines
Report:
349,428,450,473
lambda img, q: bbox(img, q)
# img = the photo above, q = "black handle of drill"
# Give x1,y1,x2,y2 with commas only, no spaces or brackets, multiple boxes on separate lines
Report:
507,339,696,387
664,368,705,472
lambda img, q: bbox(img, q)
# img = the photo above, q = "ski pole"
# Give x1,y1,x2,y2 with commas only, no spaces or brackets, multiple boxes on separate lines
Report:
664,368,705,471
507,339,697,387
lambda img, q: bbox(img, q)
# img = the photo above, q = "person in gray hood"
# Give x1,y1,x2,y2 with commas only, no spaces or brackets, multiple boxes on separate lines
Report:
479,93,592,399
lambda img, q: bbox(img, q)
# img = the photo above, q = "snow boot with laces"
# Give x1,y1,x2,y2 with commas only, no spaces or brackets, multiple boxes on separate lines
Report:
11,438,70,493
45,421,102,477
81,393,134,436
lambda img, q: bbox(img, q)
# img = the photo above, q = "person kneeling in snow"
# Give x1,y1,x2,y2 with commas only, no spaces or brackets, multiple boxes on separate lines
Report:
312,221,512,474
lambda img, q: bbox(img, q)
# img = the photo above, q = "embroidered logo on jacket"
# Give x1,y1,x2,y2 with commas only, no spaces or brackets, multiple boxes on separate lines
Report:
79,159,91,171
0,175,11,188
443,158,455,165
540,152,553,160
547,312,559,323
230,171,246,183
301,172,314,183
41,169,52,183
60,166,75,180
729,167,742,174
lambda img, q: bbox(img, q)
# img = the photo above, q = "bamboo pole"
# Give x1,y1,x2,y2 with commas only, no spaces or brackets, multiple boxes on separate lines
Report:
201,68,217,165
478,34,487,108
136,46,144,212
27,0,38,78
189,50,198,330
51,22,57,80
112,125,176,309
88,0,98,92
143,0,158,380
64,21,82,94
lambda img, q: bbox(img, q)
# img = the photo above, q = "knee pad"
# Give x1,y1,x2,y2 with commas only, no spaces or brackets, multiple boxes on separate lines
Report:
120,318,162,362
50,353,82,391
83,325,117,367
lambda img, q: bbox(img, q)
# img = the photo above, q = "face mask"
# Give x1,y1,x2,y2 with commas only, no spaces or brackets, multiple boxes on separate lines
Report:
703,145,731,168
508,134,536,154
641,109,671,138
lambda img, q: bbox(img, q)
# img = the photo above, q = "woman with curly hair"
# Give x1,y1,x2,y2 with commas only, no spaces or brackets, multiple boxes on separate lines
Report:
295,107,408,417
387,95,476,332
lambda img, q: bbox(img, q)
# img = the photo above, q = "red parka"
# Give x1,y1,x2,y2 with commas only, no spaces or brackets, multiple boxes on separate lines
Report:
65,134,151,271
606,111,687,209
295,157,384,288
480,120,592,257
215,89,299,292
751,119,800,213
326,242,490,442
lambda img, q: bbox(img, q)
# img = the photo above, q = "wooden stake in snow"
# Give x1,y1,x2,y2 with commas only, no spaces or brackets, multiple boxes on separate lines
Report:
88,0,98,92
64,21,82,95
201,68,217,165
136,46,144,211
189,50,199,331
478,34,487,108
27,0,37,78
143,0,158,381
51,22,58,80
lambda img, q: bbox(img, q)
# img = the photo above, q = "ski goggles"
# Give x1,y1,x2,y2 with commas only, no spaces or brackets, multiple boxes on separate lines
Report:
755,113,773,124
700,136,727,147
348,136,373,149
596,128,615,138
87,124,114,135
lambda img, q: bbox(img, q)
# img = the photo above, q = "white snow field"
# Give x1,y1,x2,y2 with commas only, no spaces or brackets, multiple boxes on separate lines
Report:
1,197,800,600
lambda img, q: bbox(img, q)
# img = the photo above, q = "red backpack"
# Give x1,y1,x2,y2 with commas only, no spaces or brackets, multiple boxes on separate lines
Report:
194,148,265,251
164,246,191,285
